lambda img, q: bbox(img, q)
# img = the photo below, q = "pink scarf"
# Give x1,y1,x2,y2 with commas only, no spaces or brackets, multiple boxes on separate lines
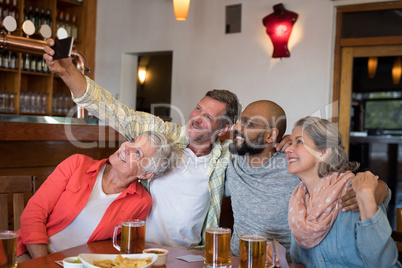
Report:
288,171,354,249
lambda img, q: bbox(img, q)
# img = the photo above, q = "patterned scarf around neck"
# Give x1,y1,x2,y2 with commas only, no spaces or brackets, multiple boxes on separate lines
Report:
288,171,354,249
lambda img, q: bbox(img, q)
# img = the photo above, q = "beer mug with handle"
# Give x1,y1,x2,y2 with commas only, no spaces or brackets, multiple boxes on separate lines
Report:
239,235,276,268
113,219,146,254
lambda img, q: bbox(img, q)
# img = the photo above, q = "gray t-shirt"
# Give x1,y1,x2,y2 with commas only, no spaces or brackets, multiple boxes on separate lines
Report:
225,152,300,256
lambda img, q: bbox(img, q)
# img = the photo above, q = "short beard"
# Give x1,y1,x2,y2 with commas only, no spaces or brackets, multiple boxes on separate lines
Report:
229,131,266,156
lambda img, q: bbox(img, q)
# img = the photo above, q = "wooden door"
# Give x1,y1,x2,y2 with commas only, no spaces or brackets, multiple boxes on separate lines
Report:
338,45,402,152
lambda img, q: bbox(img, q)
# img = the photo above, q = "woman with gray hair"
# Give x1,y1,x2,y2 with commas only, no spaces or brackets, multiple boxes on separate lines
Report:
275,116,400,267
16,131,179,262
141,131,179,178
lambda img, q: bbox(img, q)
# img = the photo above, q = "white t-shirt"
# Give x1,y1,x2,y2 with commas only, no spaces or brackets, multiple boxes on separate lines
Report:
145,148,210,248
48,165,120,252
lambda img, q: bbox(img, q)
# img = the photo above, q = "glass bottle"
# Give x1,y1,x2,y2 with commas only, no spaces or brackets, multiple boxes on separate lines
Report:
56,11,64,30
23,53,30,71
34,6,40,30
0,0,3,23
27,5,34,24
71,14,78,39
45,9,51,28
36,55,42,72
39,8,45,27
23,4,29,22
30,55,36,72
3,53,9,69
10,52,17,69
65,12,71,36
42,58,49,73
9,0,18,21
0,52,3,69
2,0,10,20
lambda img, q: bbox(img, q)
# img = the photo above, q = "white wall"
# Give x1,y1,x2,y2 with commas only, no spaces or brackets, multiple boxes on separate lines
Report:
94,0,355,132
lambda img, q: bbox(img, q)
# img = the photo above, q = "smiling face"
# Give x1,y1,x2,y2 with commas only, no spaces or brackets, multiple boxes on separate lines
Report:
185,96,228,145
229,115,269,155
109,135,156,180
229,101,283,156
285,126,322,180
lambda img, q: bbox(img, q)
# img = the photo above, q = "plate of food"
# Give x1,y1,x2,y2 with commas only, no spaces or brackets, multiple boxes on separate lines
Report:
78,253,157,268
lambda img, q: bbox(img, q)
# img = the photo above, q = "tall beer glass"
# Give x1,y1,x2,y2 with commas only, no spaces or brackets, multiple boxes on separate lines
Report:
113,219,146,254
239,235,276,268
204,227,231,268
0,230,18,268
239,235,266,268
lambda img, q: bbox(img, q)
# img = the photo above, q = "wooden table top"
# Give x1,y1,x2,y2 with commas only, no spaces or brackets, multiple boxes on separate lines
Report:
17,239,304,267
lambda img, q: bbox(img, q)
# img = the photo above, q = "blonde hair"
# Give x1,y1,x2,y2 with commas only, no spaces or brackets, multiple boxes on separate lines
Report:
294,116,359,177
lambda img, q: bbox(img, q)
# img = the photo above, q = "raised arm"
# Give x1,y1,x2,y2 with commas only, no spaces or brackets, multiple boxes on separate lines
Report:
352,171,400,267
43,38,87,98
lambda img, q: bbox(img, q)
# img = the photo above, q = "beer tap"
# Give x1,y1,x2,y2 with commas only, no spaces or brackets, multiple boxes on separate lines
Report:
1,16,17,66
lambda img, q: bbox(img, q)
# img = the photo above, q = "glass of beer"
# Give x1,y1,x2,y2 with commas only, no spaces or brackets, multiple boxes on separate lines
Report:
204,227,231,268
0,230,18,268
239,235,276,268
113,219,145,254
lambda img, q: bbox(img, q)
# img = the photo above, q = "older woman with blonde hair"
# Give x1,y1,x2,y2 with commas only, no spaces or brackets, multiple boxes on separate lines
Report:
283,116,400,267
17,131,179,261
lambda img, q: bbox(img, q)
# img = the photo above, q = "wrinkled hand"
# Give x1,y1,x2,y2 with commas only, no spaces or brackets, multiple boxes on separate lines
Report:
352,171,378,198
43,38,73,76
275,134,291,152
351,171,379,220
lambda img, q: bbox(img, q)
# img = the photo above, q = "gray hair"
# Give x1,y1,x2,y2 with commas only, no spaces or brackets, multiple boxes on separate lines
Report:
141,131,179,178
295,116,359,178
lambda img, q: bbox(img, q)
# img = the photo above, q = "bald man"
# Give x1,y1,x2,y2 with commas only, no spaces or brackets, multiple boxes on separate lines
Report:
224,100,301,256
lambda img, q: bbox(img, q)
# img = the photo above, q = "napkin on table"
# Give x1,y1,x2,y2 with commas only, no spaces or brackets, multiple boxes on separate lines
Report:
176,254,205,262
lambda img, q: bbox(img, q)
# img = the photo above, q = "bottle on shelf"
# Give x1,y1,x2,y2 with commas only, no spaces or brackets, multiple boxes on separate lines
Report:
10,52,17,69
0,53,3,69
65,12,71,36
2,0,9,20
42,58,49,73
71,14,78,39
36,56,42,73
9,0,18,21
9,92,15,112
30,55,36,72
23,4,29,22
56,11,64,30
27,5,34,24
23,53,30,71
45,9,51,28
0,0,3,23
2,53,9,69
34,6,40,30
39,8,45,28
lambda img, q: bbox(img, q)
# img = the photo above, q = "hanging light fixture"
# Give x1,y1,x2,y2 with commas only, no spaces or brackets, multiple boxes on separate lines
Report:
367,57,378,78
392,56,402,85
173,0,190,21
262,3,298,58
